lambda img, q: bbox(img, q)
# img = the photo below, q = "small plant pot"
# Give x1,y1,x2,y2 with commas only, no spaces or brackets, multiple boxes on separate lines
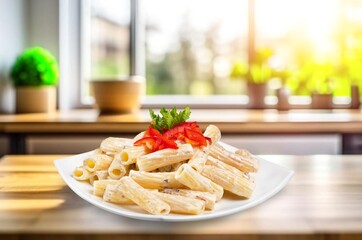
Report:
16,86,56,113
351,85,361,109
247,83,267,109
91,76,145,113
276,87,290,111
311,93,333,109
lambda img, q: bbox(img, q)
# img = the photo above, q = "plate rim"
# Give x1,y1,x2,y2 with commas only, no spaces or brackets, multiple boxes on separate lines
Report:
54,143,294,222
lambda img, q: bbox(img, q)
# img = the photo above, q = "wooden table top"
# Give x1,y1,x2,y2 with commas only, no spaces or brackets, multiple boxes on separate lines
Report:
0,154,361,240
1,109,362,134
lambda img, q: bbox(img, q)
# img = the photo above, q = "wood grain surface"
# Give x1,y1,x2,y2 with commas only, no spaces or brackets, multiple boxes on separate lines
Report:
1,109,362,133
0,154,362,240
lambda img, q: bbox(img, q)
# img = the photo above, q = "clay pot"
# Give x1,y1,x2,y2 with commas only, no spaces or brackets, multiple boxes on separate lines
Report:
16,86,56,113
276,87,290,111
91,76,145,113
247,83,267,109
311,93,333,109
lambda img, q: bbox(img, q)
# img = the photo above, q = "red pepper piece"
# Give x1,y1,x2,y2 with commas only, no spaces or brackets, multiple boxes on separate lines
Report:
134,137,155,151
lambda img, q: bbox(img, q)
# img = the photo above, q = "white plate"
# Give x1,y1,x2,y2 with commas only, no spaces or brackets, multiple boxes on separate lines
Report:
54,142,294,222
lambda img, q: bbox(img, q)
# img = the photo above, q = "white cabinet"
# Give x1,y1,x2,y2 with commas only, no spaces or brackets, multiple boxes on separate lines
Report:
221,134,341,155
25,134,342,155
25,135,133,154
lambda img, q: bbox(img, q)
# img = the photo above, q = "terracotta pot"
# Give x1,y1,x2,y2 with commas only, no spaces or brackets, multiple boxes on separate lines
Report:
276,87,290,111
247,83,267,109
16,86,56,113
311,93,333,109
91,76,145,113
351,85,361,109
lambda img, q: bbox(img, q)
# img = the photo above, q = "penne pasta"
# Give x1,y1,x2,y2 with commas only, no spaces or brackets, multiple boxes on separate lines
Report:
170,161,186,171
93,179,120,197
209,143,258,173
89,170,109,185
84,153,113,172
155,191,205,215
137,144,194,172
73,120,259,216
188,148,209,172
108,154,128,179
162,188,217,210
236,148,259,165
203,125,221,144
73,166,91,181
129,170,184,189
207,155,241,174
117,176,171,215
120,146,147,165
103,184,134,205
157,165,173,172
175,164,224,201
100,137,134,153
133,131,145,142
201,165,255,198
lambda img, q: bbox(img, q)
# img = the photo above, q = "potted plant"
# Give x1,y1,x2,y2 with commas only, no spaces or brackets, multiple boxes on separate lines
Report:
336,55,361,109
10,47,59,113
230,48,274,109
290,61,335,109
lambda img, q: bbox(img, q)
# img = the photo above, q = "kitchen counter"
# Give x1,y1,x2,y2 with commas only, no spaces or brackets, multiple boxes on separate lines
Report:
0,154,361,240
0,109,362,134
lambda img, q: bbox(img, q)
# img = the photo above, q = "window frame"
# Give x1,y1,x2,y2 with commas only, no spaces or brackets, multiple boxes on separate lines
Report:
58,0,353,110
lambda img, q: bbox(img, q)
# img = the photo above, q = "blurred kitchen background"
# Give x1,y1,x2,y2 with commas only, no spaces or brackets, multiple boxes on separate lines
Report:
1,0,362,156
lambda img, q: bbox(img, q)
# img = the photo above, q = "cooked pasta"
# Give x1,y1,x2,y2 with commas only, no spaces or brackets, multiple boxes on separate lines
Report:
93,179,119,197
103,183,134,205
209,143,258,173
89,170,109,185
117,177,171,215
84,154,113,172
188,148,209,172
201,165,255,198
120,146,147,165
155,191,205,215
162,188,217,210
108,154,128,179
129,170,183,189
203,125,221,144
100,137,133,153
137,144,194,172
175,164,224,201
73,166,91,181
73,123,258,216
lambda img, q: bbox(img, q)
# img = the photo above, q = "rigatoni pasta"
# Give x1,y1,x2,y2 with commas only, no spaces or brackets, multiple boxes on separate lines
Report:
73,123,258,216
175,164,224,201
117,177,171,215
129,170,183,189
137,144,194,171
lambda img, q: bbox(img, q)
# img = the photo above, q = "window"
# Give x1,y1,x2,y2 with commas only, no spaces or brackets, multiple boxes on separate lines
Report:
143,0,248,95
81,0,131,104
76,0,362,107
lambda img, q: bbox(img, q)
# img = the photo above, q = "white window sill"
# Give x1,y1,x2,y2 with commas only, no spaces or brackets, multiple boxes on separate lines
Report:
80,95,352,109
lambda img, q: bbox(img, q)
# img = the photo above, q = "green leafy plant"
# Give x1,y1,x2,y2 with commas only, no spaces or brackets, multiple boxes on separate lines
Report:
150,106,191,132
230,48,275,84
287,60,338,95
10,47,59,87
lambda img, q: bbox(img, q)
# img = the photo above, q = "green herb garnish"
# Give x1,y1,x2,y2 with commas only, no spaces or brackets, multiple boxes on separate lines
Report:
149,106,191,132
